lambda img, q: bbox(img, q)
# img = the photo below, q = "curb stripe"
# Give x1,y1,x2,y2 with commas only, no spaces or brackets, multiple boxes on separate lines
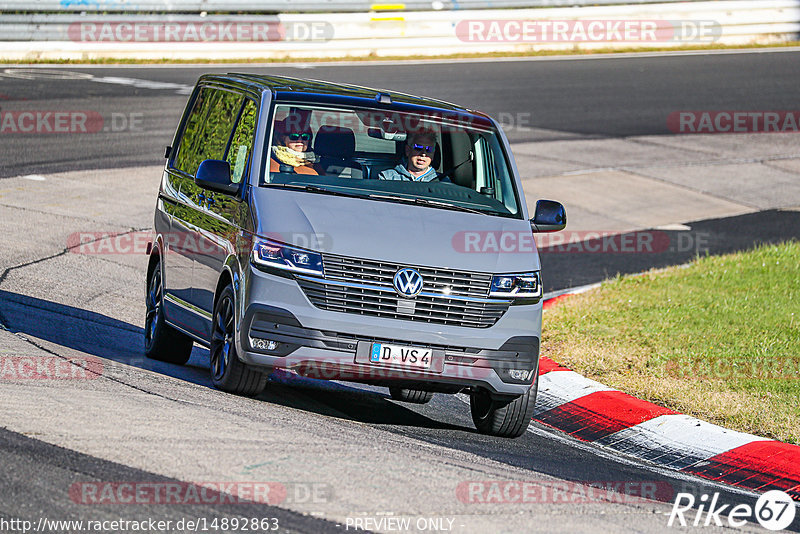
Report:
534,370,614,415
536,390,676,442
538,289,800,500
542,294,572,309
538,357,570,375
684,441,800,499
596,414,763,470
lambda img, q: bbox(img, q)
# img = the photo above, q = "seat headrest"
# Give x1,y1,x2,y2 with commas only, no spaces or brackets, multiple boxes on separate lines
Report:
314,126,356,158
432,142,441,170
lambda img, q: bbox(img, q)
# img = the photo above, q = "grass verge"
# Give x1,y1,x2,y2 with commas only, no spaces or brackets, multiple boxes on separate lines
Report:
2,41,800,65
542,241,800,444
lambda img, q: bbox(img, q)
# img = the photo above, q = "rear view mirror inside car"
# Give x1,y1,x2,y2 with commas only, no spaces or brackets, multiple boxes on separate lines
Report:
367,127,407,141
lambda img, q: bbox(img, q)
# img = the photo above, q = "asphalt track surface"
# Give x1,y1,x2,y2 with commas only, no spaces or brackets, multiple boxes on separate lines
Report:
1,49,800,177
1,53,799,532
0,427,343,533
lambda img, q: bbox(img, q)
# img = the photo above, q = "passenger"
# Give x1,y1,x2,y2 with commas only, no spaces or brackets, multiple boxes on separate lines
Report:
378,132,445,182
269,118,323,175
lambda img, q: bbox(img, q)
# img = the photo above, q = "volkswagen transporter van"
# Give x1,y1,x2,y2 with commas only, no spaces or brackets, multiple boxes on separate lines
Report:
145,74,566,438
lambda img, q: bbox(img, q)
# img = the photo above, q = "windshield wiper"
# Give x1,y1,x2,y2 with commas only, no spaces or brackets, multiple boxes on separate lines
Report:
414,197,489,215
368,194,488,216
264,183,364,199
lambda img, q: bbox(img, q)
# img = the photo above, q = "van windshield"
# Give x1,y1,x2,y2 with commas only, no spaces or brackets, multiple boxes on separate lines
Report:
262,104,523,218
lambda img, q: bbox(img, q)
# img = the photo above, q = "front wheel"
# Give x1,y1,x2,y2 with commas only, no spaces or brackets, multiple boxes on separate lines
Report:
209,284,267,397
144,260,193,365
470,380,537,438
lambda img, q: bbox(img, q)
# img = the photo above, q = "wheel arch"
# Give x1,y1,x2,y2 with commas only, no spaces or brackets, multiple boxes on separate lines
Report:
213,254,244,317
213,255,247,360
145,234,165,296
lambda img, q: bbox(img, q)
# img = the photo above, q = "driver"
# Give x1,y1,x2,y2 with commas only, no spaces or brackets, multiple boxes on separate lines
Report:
378,132,442,182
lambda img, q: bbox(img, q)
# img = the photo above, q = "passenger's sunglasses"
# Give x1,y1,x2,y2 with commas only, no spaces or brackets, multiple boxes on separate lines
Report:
287,132,312,141
410,143,434,152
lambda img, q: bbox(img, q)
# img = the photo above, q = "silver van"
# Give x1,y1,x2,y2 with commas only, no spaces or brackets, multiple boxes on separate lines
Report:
145,74,566,437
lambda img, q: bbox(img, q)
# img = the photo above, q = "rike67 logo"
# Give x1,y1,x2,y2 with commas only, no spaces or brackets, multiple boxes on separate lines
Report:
668,490,796,531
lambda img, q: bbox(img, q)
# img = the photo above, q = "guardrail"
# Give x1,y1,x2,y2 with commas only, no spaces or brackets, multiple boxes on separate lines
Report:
0,1,798,60
0,0,710,13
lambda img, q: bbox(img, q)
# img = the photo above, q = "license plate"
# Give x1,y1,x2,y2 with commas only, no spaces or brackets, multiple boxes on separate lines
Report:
369,343,432,370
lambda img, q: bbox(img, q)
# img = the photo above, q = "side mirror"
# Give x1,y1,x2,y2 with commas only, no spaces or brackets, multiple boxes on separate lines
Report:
195,159,239,195
530,199,566,233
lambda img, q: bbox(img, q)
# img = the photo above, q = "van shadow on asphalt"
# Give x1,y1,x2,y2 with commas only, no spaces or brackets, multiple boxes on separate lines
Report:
0,289,469,432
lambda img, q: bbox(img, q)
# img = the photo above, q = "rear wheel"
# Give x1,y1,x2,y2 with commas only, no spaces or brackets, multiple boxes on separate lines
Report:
389,387,434,404
470,379,537,438
144,259,193,365
210,284,267,397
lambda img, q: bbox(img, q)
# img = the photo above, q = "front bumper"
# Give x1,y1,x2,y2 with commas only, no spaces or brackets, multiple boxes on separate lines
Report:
238,265,541,396
240,304,539,395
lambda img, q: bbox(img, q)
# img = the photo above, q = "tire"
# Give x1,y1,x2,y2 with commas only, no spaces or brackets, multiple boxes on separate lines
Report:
470,379,538,438
209,284,267,397
389,387,434,404
144,259,194,365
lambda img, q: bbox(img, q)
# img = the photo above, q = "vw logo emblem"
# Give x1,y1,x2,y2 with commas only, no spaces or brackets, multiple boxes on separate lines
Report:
393,268,424,298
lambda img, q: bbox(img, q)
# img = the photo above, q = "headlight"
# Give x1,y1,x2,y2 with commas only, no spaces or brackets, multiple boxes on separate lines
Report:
251,237,324,276
490,271,542,299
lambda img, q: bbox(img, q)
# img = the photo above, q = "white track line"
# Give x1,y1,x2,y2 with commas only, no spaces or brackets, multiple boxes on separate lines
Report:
1,46,798,69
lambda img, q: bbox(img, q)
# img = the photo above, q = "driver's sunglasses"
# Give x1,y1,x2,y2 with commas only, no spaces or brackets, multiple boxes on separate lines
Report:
287,132,312,141
411,143,434,153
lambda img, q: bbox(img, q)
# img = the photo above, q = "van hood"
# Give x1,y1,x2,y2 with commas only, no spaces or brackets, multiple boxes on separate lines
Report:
250,188,540,273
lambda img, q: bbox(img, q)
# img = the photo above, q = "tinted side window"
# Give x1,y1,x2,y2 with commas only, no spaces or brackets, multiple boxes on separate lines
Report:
173,87,244,176
225,99,257,184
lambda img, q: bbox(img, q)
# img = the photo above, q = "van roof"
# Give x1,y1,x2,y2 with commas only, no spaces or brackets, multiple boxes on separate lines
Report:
196,73,493,127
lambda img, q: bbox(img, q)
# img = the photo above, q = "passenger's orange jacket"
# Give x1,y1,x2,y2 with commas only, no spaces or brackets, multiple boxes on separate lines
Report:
269,157,323,175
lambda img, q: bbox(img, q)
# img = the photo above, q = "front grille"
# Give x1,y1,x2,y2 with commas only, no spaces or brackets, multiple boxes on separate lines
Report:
295,254,511,328
323,255,492,298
